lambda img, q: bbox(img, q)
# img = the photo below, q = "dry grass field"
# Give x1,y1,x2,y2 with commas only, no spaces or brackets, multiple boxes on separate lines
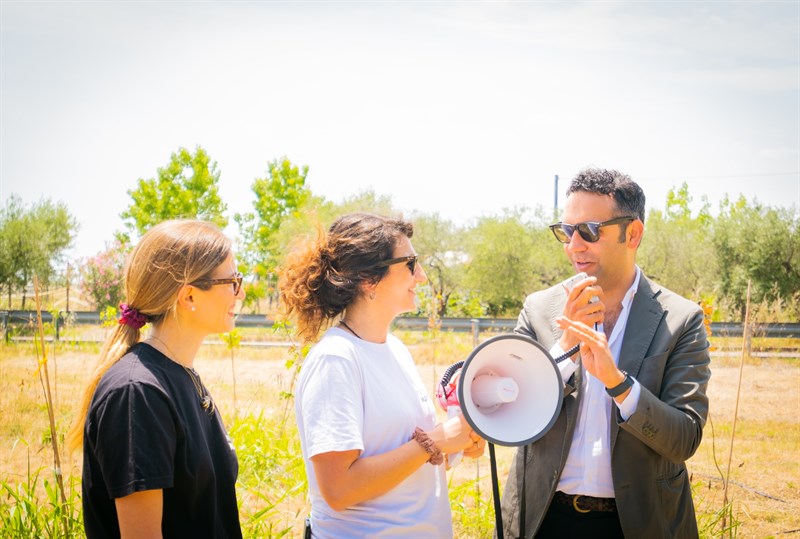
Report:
686,356,800,538
1,331,798,538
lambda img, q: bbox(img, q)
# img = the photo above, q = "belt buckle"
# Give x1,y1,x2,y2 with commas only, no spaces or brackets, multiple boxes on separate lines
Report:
572,494,591,513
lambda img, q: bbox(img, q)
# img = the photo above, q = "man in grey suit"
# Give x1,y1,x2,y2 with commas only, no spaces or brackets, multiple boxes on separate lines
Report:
499,168,711,538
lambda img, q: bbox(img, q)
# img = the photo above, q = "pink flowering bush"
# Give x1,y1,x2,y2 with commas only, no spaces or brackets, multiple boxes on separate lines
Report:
81,240,130,311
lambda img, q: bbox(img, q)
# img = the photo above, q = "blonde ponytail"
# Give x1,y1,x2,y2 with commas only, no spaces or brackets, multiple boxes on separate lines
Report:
65,323,141,453
65,219,232,453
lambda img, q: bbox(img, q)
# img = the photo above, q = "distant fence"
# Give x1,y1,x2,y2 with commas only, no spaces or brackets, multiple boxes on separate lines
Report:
2,310,798,345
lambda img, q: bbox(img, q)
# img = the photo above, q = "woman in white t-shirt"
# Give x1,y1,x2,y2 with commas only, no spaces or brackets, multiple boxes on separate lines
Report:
279,212,485,538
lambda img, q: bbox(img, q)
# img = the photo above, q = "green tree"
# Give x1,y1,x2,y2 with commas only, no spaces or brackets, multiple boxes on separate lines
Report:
0,195,78,308
713,195,799,318
235,157,311,311
638,183,716,300
268,187,399,274
120,146,228,237
464,208,565,316
409,212,466,317
0,197,25,307
331,189,397,219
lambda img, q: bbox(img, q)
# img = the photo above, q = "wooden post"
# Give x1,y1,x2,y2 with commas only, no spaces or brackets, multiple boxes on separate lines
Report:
723,280,751,528
65,263,71,313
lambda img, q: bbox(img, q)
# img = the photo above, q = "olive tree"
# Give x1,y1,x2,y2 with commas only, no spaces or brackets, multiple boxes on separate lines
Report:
0,195,77,308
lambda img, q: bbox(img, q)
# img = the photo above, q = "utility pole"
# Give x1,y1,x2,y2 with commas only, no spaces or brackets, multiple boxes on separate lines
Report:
553,174,559,220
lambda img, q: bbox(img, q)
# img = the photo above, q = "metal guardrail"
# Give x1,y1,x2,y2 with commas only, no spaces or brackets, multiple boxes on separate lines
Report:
391,317,800,339
1,310,798,344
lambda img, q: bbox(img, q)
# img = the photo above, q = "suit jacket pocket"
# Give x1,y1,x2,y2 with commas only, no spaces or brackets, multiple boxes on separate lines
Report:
656,466,695,537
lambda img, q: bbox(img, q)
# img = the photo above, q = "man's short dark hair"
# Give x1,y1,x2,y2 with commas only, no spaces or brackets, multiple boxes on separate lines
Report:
567,168,646,224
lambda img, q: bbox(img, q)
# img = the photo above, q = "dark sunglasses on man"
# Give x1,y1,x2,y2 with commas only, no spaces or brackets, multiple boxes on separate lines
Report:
191,272,244,295
549,216,636,244
373,255,418,275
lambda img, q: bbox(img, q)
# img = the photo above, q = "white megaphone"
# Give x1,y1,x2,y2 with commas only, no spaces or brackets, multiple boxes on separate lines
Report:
457,334,562,447
454,333,573,539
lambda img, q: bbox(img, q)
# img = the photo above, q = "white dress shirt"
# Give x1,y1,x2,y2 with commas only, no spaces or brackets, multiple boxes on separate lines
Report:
549,267,642,498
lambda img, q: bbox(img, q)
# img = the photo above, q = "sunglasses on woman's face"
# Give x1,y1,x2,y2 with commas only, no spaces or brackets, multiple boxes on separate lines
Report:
374,255,418,275
192,272,244,295
549,216,636,244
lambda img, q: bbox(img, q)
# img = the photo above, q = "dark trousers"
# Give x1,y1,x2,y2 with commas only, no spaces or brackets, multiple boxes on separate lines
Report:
535,499,624,539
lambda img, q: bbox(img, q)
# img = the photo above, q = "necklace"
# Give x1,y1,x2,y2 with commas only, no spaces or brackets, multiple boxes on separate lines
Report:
183,366,215,416
147,335,214,416
339,319,362,339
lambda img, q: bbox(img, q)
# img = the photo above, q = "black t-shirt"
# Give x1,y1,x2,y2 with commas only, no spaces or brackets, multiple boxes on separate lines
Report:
82,343,242,538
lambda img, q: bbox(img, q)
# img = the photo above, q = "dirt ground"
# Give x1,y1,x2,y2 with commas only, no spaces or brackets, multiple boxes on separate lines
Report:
685,359,800,538
197,352,800,538
1,348,798,538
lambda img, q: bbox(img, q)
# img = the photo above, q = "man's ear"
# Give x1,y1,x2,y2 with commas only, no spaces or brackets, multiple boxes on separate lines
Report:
628,220,644,249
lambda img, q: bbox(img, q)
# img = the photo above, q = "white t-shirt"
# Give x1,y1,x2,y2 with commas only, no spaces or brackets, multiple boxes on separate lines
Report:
295,327,452,538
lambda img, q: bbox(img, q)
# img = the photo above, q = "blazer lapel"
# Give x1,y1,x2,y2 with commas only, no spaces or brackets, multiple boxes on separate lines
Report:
548,289,567,347
611,276,665,452
618,276,664,376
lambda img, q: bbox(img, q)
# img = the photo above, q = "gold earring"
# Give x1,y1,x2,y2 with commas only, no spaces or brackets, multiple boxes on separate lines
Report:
369,292,376,300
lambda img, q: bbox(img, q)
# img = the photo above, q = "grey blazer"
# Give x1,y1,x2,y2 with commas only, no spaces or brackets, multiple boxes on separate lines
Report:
499,275,711,539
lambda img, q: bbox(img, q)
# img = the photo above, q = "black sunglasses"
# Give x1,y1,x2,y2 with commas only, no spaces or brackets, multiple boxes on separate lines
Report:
374,255,418,275
192,272,244,295
549,216,636,244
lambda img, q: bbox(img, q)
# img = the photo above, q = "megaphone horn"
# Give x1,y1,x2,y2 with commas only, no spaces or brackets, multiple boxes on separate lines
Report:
457,334,562,447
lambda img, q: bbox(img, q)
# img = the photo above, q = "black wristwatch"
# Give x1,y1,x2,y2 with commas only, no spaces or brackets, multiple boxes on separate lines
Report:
606,371,634,398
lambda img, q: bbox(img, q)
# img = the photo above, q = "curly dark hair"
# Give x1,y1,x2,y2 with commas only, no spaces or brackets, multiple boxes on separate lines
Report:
278,212,414,342
567,167,646,224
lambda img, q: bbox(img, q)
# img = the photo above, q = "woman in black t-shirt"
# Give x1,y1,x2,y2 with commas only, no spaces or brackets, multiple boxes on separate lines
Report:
66,220,245,538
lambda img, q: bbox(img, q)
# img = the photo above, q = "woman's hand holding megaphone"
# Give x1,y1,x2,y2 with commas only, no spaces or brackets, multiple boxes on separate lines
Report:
434,364,485,465
463,429,486,458
428,413,485,458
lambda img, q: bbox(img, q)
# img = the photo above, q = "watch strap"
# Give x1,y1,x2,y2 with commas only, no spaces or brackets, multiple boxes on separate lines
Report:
606,371,633,398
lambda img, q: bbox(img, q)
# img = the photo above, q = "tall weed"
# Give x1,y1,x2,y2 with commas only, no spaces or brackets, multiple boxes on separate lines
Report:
0,460,83,538
229,413,308,538
449,477,495,538
695,483,741,539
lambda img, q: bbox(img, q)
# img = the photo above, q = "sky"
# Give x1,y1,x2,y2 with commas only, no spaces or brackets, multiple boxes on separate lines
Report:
1,1,798,260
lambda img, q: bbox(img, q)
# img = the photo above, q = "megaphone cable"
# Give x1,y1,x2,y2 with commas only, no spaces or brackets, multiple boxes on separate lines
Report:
553,343,580,363
487,442,530,539
439,360,464,394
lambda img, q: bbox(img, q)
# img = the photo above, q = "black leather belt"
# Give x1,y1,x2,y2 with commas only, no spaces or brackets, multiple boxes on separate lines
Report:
554,491,617,513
